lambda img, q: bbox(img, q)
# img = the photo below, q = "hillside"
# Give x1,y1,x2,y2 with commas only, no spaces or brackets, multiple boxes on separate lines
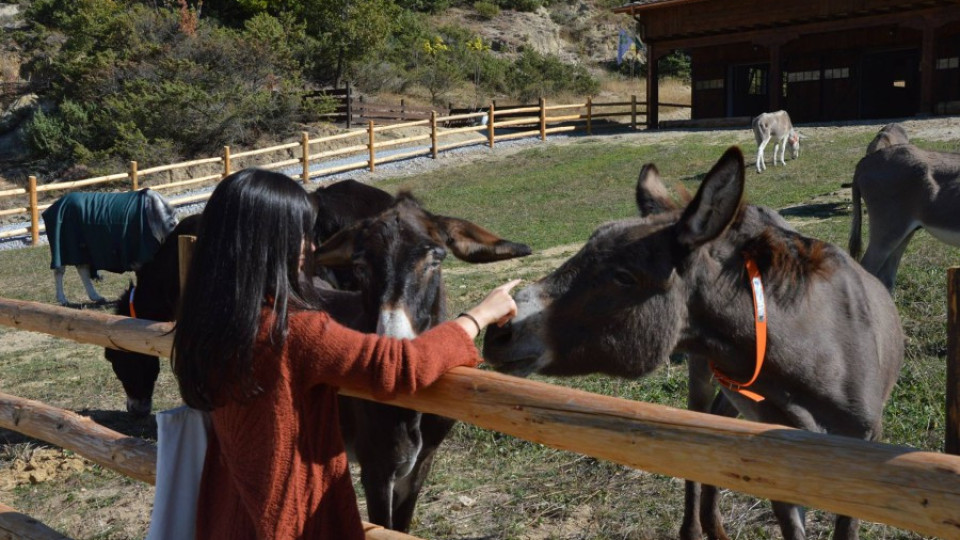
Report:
0,0,680,185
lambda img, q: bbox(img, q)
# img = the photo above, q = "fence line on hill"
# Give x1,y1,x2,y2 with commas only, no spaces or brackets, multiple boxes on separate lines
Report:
1,296,960,538
0,97,692,244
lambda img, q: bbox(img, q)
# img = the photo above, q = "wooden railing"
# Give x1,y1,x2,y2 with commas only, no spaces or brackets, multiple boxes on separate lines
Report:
0,97,691,244
0,296,959,538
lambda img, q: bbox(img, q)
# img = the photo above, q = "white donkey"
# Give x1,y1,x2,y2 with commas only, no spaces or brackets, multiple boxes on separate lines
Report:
752,110,802,173
42,189,178,305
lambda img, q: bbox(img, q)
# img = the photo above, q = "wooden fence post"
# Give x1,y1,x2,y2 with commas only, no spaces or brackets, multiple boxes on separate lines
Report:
28,175,38,246
947,267,960,455
345,82,352,129
488,102,495,148
368,120,376,173
631,95,637,130
179,236,197,297
539,97,546,141
586,97,593,135
430,111,438,159
301,131,310,184
129,161,139,191
223,146,231,178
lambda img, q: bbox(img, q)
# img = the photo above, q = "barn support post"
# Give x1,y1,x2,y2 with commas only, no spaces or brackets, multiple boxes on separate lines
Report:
487,102,495,148
920,24,936,116
28,175,38,246
368,120,376,172
301,131,310,185
947,267,960,455
129,161,139,191
646,42,660,130
768,43,782,112
223,146,231,178
430,111,438,159
586,97,593,135
539,97,546,141
631,95,637,129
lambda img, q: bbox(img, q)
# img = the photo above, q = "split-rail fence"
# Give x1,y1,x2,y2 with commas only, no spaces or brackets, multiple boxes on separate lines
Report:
0,96,691,245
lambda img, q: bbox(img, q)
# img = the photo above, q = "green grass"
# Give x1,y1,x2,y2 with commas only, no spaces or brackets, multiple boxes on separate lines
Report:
1,125,955,539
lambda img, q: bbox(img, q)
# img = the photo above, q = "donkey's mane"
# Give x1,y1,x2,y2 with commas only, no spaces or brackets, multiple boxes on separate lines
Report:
738,224,834,305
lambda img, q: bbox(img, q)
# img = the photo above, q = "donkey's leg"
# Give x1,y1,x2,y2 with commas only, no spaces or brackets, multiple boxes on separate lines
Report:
756,137,770,173
76,265,107,304
860,221,917,291
681,357,730,540
771,502,806,540
699,393,741,540
874,230,917,293
391,413,456,532
54,267,69,305
832,515,859,540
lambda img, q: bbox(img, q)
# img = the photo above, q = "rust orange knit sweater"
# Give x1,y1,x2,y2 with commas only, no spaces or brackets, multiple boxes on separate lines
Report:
194,308,480,539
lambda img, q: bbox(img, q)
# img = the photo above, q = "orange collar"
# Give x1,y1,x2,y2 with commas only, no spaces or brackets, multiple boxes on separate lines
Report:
709,255,766,402
129,285,137,319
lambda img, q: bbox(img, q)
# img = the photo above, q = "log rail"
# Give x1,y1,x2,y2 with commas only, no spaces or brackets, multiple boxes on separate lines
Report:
1,297,960,538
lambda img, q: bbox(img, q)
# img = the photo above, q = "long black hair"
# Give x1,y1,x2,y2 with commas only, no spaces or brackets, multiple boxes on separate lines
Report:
172,168,317,410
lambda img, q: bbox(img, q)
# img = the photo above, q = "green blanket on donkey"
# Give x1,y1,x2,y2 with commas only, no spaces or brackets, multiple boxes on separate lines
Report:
42,190,163,275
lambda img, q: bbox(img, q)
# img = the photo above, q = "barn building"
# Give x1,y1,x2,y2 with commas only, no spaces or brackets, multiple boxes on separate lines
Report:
614,0,960,128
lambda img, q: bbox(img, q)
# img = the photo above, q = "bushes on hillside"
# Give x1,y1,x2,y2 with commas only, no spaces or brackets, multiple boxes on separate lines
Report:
17,1,325,170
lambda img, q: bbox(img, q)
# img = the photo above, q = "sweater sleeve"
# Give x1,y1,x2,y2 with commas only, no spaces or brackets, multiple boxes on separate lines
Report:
288,310,481,400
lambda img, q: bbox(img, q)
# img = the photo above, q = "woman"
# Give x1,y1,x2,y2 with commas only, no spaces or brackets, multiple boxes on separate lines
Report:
171,168,519,539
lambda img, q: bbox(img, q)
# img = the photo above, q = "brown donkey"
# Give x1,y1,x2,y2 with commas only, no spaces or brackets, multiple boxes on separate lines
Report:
483,147,904,540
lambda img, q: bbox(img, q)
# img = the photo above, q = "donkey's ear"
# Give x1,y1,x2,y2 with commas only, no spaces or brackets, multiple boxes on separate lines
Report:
636,163,675,217
314,228,356,268
434,216,532,263
676,147,745,249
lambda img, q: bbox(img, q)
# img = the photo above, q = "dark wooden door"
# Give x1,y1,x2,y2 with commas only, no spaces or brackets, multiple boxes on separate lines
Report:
860,49,920,119
729,63,769,117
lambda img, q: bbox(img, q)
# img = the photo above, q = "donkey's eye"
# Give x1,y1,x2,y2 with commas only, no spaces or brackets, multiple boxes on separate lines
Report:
612,269,637,286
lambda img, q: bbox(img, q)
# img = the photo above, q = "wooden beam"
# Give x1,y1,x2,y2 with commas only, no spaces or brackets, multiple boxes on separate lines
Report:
0,503,71,540
2,298,960,537
0,392,157,484
0,393,427,540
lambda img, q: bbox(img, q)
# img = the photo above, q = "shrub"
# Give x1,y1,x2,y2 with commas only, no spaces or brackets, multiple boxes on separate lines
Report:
505,49,599,102
474,1,500,19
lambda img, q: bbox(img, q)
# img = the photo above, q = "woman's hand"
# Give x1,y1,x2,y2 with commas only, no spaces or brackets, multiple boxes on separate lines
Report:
456,279,522,338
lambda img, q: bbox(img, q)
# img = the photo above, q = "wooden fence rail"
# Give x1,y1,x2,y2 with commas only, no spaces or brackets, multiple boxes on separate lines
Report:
1,296,960,538
0,96,689,244
0,391,421,540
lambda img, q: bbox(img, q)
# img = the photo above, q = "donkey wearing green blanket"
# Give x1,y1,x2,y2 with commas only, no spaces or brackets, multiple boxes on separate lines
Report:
42,189,178,306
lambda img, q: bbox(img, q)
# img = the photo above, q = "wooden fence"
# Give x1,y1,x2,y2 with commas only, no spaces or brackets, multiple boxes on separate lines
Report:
0,96,692,245
1,296,960,538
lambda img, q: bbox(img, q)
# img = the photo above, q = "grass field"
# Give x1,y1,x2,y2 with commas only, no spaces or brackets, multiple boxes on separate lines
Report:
1,120,958,539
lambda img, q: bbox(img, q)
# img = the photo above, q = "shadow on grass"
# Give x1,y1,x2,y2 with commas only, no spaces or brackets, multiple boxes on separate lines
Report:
779,201,848,220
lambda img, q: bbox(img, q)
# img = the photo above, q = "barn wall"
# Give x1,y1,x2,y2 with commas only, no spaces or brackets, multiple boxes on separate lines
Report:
682,14,960,122
626,0,960,124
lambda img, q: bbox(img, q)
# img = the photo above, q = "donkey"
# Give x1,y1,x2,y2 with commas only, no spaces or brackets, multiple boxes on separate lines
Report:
848,143,960,291
753,110,801,173
105,181,531,533
43,189,179,306
107,214,201,416
316,192,531,531
865,123,909,155
483,147,903,540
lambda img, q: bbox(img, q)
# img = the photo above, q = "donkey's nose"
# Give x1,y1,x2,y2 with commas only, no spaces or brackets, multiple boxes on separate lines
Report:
482,320,513,352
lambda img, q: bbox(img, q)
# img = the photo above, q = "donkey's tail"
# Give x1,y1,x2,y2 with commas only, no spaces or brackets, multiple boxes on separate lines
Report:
848,175,863,260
